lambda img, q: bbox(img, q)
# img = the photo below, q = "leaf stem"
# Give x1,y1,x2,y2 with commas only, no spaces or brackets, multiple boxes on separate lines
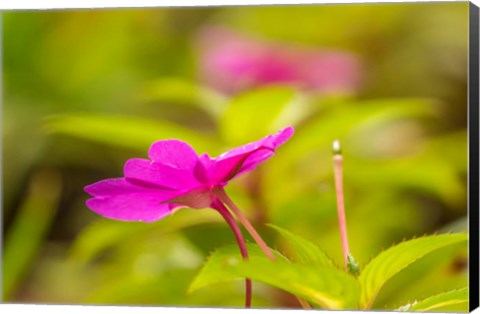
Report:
213,187,312,309
213,187,276,260
332,140,351,269
212,199,252,308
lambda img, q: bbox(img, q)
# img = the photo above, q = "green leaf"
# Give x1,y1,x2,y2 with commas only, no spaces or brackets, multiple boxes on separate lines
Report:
404,287,468,312
220,86,307,145
371,242,467,309
358,233,468,309
190,244,360,309
189,244,285,293
268,224,335,267
139,77,227,118
43,114,219,153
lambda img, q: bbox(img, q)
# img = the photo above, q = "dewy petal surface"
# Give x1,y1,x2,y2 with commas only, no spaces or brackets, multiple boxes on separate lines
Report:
148,140,199,169
208,127,294,183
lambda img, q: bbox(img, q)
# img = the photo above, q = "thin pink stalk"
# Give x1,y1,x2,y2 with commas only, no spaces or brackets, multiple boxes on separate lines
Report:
332,140,350,269
213,187,312,309
213,187,276,261
212,199,252,308
213,188,312,309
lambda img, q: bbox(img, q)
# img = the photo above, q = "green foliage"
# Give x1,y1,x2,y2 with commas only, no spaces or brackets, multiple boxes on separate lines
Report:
189,244,286,293
405,287,468,312
44,114,219,153
3,3,469,308
3,170,62,299
139,77,227,118
268,224,334,267
358,233,468,309
369,236,467,309
262,97,448,214
192,233,467,311
285,98,438,159
70,210,222,264
190,244,360,309
220,86,306,144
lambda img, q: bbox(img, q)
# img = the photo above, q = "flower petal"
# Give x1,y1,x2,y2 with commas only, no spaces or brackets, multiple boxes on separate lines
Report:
209,127,294,183
86,193,181,222
233,149,275,174
84,178,159,196
124,158,199,190
148,140,199,169
168,186,215,209
84,178,181,222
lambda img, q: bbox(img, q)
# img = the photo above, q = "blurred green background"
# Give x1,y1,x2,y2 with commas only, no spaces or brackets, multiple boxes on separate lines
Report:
2,3,469,309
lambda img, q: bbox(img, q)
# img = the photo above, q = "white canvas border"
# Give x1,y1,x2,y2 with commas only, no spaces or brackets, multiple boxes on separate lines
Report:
0,0,478,10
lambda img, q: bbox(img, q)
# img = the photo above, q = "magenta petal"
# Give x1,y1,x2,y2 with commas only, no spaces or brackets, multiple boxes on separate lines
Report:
124,158,199,190
84,126,294,221
218,127,293,161
86,193,180,222
209,127,294,183
234,149,275,174
148,140,199,169
268,126,294,147
84,178,159,196
84,178,181,222
193,154,213,184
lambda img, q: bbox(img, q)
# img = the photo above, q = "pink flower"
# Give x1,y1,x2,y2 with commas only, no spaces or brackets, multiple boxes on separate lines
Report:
85,127,294,307
196,27,362,94
84,126,293,222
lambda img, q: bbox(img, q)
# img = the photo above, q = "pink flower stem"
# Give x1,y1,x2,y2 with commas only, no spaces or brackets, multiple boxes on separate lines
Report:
213,187,276,261
213,187,312,309
332,141,350,269
212,199,252,308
